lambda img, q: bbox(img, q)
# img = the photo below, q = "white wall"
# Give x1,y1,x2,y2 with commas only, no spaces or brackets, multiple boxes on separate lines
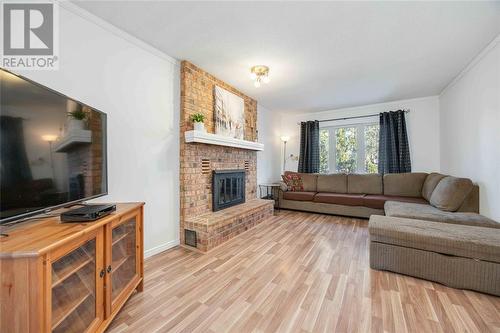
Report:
279,96,441,173
256,105,282,194
13,3,180,257
439,36,500,221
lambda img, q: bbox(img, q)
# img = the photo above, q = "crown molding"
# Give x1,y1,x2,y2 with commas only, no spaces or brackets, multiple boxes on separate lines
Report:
56,1,179,66
440,34,500,96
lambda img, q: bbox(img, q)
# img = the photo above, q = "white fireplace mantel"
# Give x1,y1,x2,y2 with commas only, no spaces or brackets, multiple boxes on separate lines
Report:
184,130,264,151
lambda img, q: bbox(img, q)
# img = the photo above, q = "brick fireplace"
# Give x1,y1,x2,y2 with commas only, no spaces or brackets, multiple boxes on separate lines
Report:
179,61,273,251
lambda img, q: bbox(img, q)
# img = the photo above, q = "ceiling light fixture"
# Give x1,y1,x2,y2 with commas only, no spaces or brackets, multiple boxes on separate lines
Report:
250,65,270,88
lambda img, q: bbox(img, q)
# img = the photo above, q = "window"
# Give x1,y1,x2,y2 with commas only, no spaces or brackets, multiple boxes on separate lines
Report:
319,123,379,174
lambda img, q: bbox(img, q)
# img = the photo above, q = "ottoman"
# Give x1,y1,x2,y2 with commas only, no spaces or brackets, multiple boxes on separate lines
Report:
369,215,500,296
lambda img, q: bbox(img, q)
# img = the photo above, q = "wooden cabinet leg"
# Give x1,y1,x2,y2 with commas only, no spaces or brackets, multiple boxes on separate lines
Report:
137,279,144,292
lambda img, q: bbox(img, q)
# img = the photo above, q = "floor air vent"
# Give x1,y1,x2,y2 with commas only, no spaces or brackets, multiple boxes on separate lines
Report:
185,230,197,247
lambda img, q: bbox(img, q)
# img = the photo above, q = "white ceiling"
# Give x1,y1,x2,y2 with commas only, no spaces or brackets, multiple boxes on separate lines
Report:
72,1,500,113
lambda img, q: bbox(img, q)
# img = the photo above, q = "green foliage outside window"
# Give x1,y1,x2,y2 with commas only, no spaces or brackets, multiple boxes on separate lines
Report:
319,129,329,173
318,124,379,174
364,124,380,174
335,127,357,173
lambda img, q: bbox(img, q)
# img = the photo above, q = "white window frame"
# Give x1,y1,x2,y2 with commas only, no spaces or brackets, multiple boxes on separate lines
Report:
320,120,379,174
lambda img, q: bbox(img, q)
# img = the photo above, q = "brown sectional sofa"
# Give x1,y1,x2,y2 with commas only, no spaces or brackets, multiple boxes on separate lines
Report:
279,172,479,219
280,171,500,295
369,215,500,296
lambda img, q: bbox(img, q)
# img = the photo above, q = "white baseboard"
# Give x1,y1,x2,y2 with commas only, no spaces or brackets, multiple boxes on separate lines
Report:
144,239,179,258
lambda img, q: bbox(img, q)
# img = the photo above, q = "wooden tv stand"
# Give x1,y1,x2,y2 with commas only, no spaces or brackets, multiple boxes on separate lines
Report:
0,202,144,333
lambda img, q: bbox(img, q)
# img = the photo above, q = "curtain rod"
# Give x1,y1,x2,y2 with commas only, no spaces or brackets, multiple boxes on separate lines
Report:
297,109,410,124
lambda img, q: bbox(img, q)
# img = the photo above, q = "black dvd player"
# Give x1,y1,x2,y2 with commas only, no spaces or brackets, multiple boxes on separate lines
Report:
61,204,116,222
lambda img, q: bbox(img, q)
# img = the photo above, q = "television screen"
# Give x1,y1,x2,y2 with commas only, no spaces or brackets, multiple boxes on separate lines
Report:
0,69,107,223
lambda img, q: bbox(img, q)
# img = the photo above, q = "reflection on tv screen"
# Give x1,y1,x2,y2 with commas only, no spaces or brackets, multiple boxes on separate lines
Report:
0,69,107,223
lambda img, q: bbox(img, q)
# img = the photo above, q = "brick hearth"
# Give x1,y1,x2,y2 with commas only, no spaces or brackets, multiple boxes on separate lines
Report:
184,199,274,252
180,61,272,251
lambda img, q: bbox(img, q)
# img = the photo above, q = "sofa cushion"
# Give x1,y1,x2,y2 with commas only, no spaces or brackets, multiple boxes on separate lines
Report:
316,174,347,193
313,193,365,206
363,195,427,209
422,173,447,201
457,185,480,213
384,201,500,229
282,191,316,201
281,173,303,191
300,174,317,192
369,215,500,263
383,172,427,197
430,176,473,212
285,172,317,192
347,174,382,195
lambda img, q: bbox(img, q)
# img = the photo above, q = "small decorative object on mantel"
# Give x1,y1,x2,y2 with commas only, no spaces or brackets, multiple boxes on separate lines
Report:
214,86,245,140
191,113,206,132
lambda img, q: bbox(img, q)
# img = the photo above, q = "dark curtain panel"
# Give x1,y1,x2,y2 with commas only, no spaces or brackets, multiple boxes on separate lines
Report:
378,110,411,174
0,116,33,188
298,120,320,173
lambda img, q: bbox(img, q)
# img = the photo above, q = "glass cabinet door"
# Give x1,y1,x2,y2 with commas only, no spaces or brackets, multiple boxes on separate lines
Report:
110,215,139,310
51,236,102,333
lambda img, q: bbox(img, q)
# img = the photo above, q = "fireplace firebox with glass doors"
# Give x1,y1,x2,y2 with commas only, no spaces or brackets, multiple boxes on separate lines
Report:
212,170,245,211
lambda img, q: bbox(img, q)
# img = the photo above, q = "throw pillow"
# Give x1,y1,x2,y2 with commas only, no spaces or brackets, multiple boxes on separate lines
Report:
281,173,304,191
422,173,447,201
430,176,473,212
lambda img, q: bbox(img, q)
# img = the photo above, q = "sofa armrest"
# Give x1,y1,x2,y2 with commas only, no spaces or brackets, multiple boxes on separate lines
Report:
278,182,288,207
279,181,288,192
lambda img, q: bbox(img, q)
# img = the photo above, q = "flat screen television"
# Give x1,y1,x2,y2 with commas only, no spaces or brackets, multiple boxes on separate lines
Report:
0,69,107,224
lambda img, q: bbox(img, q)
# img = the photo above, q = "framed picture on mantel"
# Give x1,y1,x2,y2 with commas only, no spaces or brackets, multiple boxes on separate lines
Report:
214,86,245,140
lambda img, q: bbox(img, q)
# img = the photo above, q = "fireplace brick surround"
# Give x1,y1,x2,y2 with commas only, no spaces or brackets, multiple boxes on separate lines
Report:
185,200,273,252
180,61,273,251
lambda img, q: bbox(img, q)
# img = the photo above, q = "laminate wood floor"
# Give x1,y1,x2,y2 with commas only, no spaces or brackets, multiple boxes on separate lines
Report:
107,210,500,333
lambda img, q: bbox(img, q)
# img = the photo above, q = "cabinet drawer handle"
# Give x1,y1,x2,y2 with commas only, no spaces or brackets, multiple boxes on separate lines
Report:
107,265,112,273
100,269,105,278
